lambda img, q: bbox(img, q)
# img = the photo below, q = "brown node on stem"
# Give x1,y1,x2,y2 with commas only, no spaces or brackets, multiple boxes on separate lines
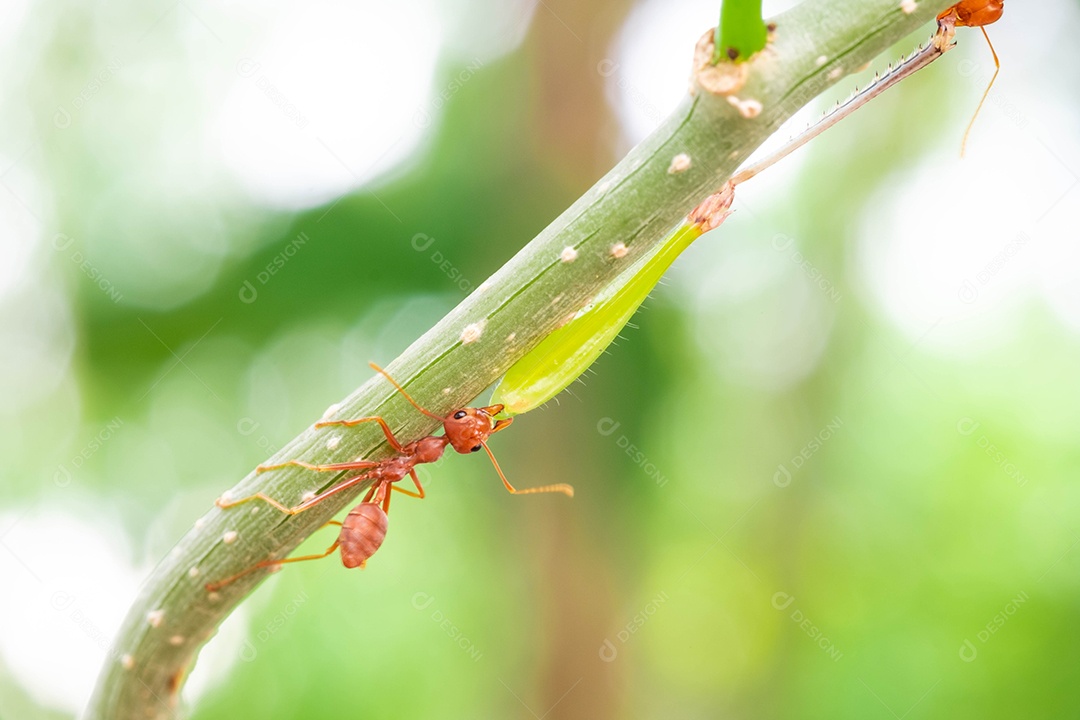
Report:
691,28,749,96
688,182,736,232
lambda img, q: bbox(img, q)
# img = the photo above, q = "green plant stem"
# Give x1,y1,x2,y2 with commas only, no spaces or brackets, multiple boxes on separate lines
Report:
85,1,954,717
716,0,767,63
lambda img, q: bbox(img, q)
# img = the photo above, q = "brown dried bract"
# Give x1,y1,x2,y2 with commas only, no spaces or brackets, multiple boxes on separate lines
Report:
691,28,749,96
688,182,735,232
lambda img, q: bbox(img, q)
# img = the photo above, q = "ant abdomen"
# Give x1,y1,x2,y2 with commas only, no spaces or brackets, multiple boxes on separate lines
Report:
339,503,388,569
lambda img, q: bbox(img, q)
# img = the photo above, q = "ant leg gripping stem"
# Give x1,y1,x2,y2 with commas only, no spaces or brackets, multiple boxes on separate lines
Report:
217,471,377,516
215,491,293,515
368,362,445,421
256,459,380,474
313,415,405,452
205,521,345,591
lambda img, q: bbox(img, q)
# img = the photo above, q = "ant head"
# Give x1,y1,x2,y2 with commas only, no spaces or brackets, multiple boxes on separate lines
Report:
443,404,513,455
963,0,1003,27
942,0,1002,27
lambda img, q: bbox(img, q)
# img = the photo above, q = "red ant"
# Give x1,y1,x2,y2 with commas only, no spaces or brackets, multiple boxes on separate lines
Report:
938,0,1003,33
937,0,1004,155
205,363,573,591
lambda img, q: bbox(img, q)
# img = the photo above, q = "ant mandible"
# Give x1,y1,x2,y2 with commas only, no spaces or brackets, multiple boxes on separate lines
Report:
206,363,573,591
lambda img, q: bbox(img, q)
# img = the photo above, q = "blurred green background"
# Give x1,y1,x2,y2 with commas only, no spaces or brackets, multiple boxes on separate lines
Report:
3,0,1079,718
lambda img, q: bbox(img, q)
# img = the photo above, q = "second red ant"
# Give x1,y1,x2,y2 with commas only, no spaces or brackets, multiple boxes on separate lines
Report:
938,0,1004,155
206,363,573,590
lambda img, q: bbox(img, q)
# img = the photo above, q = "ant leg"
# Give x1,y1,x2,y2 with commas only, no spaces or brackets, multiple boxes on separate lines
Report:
205,521,344,591
350,481,390,513
361,483,379,504
481,442,574,497
217,472,378,515
959,25,999,157
367,363,445,422
216,491,293,514
256,459,379,474
390,470,425,499
314,416,405,452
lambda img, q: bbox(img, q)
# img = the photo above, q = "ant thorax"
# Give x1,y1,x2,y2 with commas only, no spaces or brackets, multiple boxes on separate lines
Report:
406,434,450,465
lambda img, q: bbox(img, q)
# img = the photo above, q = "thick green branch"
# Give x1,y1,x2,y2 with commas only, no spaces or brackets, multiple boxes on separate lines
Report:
86,1,954,717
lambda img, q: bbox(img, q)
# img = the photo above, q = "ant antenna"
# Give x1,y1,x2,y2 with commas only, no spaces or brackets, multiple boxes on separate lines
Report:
481,441,574,497
960,26,999,157
369,362,444,421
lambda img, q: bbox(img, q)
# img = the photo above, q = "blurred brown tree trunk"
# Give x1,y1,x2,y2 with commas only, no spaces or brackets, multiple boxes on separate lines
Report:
527,0,633,188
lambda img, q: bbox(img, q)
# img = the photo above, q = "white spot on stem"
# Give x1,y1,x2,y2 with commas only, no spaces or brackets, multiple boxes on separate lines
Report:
302,490,317,502
223,530,239,544
147,609,165,628
461,320,486,344
188,567,200,578
815,55,828,66
900,0,917,14
560,246,578,263
610,242,629,259
325,435,341,450
667,153,691,174
321,402,342,420
169,635,185,646
727,96,763,119
121,654,135,670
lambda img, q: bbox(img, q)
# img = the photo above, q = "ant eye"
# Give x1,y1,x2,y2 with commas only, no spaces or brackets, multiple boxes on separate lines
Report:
453,410,467,420
471,445,481,453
